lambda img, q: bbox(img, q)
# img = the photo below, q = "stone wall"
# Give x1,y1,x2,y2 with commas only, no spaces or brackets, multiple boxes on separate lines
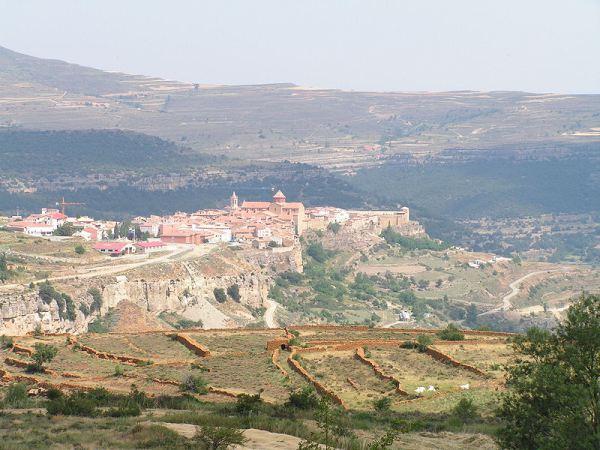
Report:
425,346,487,377
287,349,347,409
171,333,211,357
355,347,409,396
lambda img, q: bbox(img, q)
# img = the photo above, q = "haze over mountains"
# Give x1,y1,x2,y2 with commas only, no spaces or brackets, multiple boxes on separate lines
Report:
0,45,598,250
2,45,599,168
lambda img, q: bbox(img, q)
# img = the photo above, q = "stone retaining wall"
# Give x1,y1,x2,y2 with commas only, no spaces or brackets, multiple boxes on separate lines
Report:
287,349,347,409
425,347,487,376
354,347,408,396
67,336,153,366
11,344,34,356
271,348,289,377
171,333,211,357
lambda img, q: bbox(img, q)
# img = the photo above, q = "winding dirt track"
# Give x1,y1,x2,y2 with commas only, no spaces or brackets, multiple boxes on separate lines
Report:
479,267,573,316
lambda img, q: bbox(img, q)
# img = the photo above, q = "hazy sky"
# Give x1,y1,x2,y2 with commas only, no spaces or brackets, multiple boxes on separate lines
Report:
1,0,599,93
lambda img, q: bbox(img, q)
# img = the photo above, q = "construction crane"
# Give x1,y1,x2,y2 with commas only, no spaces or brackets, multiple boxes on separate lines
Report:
56,197,85,216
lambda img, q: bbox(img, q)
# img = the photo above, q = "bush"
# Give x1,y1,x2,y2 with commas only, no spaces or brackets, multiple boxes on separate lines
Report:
236,392,263,415
105,401,141,417
47,393,98,417
74,244,86,255
79,303,90,316
213,288,227,303
180,374,208,394
28,343,58,373
327,222,341,234
46,387,63,400
452,397,478,422
1,383,30,408
416,334,433,352
130,424,186,448
0,335,14,349
306,242,333,263
373,396,392,413
286,387,319,410
113,364,124,377
194,426,248,450
437,323,465,341
227,284,241,302
88,287,103,312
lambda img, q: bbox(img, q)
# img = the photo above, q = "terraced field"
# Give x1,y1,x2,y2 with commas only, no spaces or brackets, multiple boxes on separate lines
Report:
0,326,514,414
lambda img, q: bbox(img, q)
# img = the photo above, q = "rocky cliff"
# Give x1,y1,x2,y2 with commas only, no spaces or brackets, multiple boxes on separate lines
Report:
0,246,301,335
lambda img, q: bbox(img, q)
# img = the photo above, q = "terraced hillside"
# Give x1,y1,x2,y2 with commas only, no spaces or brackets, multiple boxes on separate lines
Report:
1,326,512,411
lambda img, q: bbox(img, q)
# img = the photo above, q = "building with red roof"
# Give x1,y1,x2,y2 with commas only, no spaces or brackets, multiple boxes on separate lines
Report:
92,241,136,256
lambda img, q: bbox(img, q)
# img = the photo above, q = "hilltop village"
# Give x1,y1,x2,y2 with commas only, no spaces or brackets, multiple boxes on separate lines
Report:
4,191,424,256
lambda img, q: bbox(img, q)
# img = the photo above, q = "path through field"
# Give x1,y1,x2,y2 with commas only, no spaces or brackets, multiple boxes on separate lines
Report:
479,267,573,316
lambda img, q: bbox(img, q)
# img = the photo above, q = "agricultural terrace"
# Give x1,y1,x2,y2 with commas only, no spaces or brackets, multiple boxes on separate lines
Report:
1,327,514,415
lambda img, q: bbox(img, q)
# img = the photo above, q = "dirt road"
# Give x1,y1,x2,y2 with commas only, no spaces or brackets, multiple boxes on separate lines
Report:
0,244,213,292
479,268,572,317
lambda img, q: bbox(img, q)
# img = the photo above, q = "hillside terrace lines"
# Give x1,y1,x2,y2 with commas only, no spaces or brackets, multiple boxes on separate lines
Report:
424,347,488,377
355,347,409,396
170,333,211,357
287,348,347,409
68,336,154,366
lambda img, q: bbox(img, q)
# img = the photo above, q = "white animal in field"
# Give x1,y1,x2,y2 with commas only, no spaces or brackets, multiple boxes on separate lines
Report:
460,383,470,390
415,386,426,394
428,385,436,391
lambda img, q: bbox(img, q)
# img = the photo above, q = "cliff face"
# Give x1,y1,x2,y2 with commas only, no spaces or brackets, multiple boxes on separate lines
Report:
0,289,88,335
0,246,300,336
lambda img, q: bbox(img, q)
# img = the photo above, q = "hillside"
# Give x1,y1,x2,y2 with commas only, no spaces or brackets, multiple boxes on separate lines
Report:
1,46,599,258
1,46,599,171
0,326,507,449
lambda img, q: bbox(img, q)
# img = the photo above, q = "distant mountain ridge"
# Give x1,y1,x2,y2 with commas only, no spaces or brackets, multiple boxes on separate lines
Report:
1,45,599,171
0,45,138,95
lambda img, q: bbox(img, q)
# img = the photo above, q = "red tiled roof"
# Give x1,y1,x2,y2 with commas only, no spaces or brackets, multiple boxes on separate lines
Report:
48,212,67,219
93,242,129,252
7,221,53,229
241,201,271,209
282,202,303,209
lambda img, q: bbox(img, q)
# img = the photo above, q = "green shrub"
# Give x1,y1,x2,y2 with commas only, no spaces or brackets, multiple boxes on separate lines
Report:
437,323,465,341
74,244,86,255
236,391,263,415
180,374,208,394
373,396,392,413
27,343,58,373
105,402,141,417
113,365,124,377
452,397,478,422
46,387,63,400
47,393,98,417
416,334,433,352
130,424,187,448
88,287,103,312
286,387,319,410
227,284,241,302
213,288,227,303
327,222,341,234
0,335,14,349
194,426,248,450
2,383,30,408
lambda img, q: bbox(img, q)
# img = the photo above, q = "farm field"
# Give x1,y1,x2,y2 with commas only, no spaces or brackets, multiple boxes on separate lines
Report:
0,326,522,449
1,327,513,407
